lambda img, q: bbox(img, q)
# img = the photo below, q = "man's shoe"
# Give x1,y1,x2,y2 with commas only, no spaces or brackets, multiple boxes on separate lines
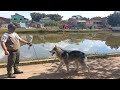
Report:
8,74,16,78
14,71,23,74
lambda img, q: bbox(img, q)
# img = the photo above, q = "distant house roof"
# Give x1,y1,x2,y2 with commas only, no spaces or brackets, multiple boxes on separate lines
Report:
24,18,29,20
11,13,24,17
91,17,102,20
41,17,51,20
93,20,102,22
77,20,86,22
11,13,29,20
0,17,10,22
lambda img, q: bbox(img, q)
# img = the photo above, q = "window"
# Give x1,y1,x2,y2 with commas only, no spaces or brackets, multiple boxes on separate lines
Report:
14,18,17,20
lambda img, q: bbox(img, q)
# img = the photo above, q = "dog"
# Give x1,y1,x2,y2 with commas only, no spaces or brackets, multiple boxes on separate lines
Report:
50,45,90,73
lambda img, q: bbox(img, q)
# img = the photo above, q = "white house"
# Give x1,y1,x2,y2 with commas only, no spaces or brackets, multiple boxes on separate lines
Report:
111,27,120,31
19,22,28,28
1,24,9,28
39,17,51,23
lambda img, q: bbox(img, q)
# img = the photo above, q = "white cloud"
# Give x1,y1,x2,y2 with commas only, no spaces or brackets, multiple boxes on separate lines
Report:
0,11,15,18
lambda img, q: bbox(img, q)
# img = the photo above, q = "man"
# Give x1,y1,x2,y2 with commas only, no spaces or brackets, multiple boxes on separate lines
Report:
1,24,32,78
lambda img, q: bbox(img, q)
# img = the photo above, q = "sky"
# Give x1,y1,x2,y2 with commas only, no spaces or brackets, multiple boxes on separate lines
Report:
0,11,114,20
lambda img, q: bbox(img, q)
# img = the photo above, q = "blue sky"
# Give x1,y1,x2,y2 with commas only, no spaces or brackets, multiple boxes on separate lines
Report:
0,11,114,20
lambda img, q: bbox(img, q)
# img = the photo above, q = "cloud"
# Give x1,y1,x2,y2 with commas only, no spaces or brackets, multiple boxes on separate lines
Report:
0,11,15,18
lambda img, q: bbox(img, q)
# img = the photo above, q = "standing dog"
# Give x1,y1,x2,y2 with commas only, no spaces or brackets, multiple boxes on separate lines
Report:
50,45,90,73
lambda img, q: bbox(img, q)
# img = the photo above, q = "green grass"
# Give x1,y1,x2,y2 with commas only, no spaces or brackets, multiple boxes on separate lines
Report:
86,52,120,57
0,28,109,34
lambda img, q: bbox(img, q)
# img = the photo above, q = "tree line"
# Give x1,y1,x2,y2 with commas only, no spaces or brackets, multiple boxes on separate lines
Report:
30,12,63,22
107,11,120,27
1,12,120,28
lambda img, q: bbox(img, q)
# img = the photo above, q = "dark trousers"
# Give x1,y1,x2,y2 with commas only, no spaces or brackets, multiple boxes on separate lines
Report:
7,49,20,74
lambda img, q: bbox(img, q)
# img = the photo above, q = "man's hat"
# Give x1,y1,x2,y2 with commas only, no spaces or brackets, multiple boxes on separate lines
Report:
8,24,16,29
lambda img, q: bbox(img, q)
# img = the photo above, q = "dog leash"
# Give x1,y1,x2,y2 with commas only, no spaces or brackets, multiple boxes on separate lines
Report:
32,44,55,67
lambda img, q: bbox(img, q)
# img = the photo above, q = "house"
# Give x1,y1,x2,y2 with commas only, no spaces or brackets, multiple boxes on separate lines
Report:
11,13,29,23
86,20,94,29
0,17,10,28
110,27,120,31
35,23,44,28
68,16,87,28
85,17,110,29
39,17,51,23
1,24,9,28
0,17,10,23
11,13,29,28
89,17,109,29
86,20,103,29
58,20,73,29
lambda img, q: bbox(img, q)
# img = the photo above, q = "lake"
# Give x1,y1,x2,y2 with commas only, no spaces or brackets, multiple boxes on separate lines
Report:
0,31,120,62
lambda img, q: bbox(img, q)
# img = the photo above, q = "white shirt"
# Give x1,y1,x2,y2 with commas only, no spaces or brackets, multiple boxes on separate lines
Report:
1,32,21,43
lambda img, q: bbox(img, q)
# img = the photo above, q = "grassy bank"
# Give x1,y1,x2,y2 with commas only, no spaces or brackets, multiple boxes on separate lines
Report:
0,28,111,34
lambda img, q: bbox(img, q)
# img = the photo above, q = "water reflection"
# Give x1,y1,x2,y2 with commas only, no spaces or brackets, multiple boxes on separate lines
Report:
1,32,120,62
0,39,120,61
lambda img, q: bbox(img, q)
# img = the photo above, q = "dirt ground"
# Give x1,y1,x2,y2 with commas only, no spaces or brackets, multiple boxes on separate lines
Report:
1,56,120,79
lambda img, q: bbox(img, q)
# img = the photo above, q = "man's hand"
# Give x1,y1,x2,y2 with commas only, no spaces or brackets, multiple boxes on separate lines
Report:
27,42,32,46
5,50,9,55
1,41,10,55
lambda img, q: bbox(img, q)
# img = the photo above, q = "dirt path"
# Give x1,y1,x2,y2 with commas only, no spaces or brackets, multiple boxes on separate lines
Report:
1,56,120,79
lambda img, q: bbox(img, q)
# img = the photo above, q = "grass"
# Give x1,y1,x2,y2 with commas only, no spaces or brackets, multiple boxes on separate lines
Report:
86,52,120,57
0,28,110,34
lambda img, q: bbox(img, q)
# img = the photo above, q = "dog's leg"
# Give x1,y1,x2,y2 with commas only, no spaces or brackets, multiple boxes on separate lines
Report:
81,61,90,73
65,63,69,73
81,61,91,79
54,60,64,73
75,60,79,72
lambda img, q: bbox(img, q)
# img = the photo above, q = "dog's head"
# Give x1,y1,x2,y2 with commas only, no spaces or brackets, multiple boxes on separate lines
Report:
49,45,58,56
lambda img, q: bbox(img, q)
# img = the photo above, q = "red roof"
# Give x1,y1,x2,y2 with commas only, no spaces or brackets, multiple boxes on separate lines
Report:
0,17,10,22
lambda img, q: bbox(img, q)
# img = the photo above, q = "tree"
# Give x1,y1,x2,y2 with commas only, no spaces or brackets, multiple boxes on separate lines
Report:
77,23,86,29
30,13,63,22
107,11,120,27
81,17,89,20
44,20,58,27
46,14,63,21
30,13,46,22
0,21,4,27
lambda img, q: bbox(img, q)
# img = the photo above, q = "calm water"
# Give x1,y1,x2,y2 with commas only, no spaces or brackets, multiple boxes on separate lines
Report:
0,31,120,61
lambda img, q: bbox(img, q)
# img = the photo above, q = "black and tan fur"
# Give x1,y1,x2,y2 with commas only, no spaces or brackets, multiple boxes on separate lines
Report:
50,45,90,73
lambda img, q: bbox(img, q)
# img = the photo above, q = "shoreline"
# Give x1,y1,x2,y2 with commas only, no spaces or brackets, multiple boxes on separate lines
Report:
1,53,120,68
0,28,111,34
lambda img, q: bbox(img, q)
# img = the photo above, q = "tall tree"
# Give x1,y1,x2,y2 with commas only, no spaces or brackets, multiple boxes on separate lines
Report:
44,20,58,27
107,11,120,27
30,13,63,22
30,13,46,22
46,14,63,21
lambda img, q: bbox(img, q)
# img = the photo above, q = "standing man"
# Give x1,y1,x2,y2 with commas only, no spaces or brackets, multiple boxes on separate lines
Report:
1,24,32,78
